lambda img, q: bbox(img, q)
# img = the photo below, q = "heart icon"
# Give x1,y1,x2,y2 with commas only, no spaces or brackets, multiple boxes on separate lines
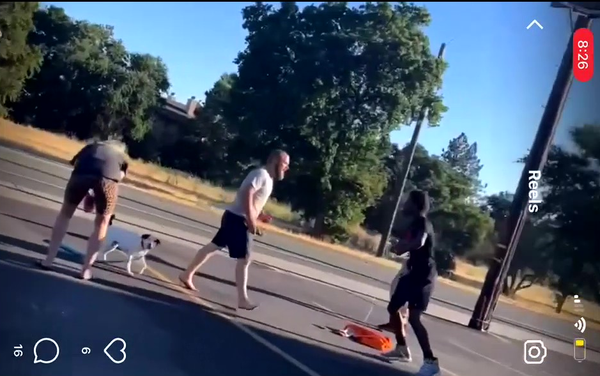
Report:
103,338,127,364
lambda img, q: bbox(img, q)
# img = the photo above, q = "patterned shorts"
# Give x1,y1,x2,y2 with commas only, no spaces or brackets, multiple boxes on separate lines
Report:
64,175,119,215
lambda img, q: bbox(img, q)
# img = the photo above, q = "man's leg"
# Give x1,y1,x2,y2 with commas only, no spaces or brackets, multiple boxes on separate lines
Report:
409,309,440,376
180,212,230,291
377,269,405,331
235,256,256,309
381,276,412,362
228,215,256,310
378,306,408,336
410,277,440,376
408,309,435,360
179,242,221,291
400,306,409,337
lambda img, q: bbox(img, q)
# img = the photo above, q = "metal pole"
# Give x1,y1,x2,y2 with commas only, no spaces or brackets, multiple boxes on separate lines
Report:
376,43,447,257
468,14,591,331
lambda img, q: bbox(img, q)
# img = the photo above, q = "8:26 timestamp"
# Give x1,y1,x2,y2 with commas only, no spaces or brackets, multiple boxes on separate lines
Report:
573,28,594,83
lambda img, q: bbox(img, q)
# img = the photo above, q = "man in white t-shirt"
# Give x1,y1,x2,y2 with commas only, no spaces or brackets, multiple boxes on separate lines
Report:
179,150,290,310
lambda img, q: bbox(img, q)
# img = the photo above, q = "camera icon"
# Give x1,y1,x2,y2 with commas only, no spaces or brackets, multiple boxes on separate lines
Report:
523,340,548,365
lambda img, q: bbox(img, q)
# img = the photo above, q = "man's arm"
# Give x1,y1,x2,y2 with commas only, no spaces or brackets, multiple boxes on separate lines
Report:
243,170,266,232
243,185,257,221
393,218,428,255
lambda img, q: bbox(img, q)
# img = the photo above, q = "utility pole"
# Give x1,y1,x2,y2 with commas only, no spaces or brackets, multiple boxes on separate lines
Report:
376,43,446,257
468,13,593,331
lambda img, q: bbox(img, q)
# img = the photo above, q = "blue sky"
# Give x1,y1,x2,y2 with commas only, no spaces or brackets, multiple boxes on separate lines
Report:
49,2,599,194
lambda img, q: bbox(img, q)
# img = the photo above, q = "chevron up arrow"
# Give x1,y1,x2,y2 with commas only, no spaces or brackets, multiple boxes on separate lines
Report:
527,20,543,30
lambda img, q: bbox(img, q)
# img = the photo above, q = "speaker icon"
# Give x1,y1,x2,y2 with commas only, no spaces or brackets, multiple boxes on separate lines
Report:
574,317,587,334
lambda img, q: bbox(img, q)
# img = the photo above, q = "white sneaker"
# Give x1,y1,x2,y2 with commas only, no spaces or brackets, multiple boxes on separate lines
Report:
381,345,412,362
417,358,441,376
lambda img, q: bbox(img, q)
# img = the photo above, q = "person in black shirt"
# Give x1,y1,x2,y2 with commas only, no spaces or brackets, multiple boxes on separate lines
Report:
381,190,440,376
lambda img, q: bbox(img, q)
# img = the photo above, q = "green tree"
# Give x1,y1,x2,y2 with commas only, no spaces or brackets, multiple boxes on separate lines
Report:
504,219,554,298
431,197,493,259
229,2,447,238
159,73,242,183
10,6,169,141
103,52,171,140
441,132,485,193
365,142,492,269
535,124,600,312
482,191,513,219
0,2,43,116
479,192,554,298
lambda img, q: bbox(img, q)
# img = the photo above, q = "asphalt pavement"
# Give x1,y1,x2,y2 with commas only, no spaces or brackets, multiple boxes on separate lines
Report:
1,195,598,376
1,145,599,348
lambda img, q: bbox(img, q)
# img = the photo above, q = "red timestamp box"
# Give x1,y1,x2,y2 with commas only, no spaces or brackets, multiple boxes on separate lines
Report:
573,28,594,82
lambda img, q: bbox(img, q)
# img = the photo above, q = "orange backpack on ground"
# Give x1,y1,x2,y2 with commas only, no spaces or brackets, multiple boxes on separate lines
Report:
341,323,393,352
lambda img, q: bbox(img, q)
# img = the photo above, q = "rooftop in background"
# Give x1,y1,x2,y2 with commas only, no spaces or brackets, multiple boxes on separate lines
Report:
160,95,200,120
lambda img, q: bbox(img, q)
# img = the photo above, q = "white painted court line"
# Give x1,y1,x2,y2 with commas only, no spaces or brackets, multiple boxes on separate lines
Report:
146,267,322,376
0,146,70,170
489,332,513,345
450,341,538,376
0,169,212,230
311,301,332,312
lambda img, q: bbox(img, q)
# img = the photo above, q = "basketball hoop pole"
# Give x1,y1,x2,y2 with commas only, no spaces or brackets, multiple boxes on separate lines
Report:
468,13,593,331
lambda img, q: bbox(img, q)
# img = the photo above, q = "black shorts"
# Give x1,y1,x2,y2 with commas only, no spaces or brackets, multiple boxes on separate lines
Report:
388,267,437,312
211,211,252,259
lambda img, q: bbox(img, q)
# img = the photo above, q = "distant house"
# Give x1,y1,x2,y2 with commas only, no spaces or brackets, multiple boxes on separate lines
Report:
151,95,200,147
161,95,200,120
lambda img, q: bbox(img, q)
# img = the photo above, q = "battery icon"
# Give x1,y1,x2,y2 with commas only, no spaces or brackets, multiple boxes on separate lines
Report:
574,338,586,362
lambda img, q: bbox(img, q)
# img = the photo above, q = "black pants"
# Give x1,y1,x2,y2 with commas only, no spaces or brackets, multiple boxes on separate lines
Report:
388,272,435,311
387,270,436,360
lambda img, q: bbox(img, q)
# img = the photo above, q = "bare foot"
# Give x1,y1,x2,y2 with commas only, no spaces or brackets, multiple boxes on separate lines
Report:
178,274,198,291
80,268,93,281
36,260,54,271
238,300,258,311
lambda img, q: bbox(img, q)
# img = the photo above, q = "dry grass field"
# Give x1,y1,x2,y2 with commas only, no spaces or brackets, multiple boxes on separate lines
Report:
1,118,599,327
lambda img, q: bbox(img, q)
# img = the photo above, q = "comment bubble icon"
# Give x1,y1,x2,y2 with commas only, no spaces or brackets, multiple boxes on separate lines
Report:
33,338,60,364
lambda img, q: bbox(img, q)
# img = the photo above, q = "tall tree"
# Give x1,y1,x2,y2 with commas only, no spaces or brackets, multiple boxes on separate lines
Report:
536,124,600,312
441,132,483,191
10,6,169,140
482,191,513,219
159,73,242,183
0,2,43,116
229,2,447,237
478,191,554,298
365,142,493,272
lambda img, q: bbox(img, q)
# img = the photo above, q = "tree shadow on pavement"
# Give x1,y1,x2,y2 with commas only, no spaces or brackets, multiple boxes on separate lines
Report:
0,246,412,376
